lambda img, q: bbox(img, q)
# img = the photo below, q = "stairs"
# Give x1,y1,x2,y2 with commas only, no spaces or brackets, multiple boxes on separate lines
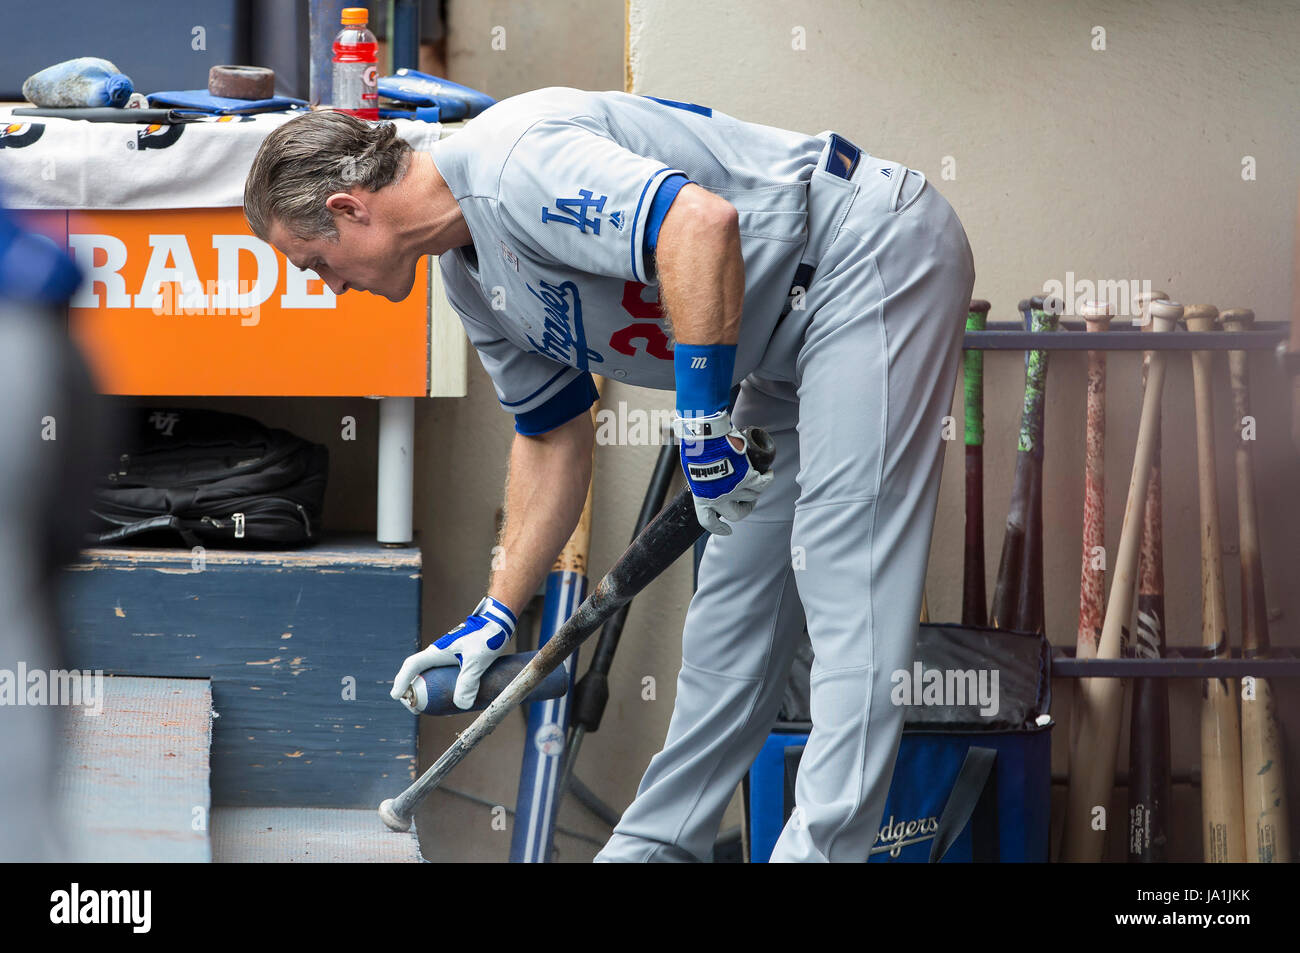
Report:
56,676,212,863
211,807,421,862
54,674,422,863
55,535,425,863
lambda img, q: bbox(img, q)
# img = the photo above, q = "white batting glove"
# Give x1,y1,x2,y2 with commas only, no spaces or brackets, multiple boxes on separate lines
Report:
390,596,517,712
674,410,774,536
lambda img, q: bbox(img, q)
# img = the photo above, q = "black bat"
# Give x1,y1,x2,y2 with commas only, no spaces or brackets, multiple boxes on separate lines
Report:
1128,293,1171,863
991,296,1058,633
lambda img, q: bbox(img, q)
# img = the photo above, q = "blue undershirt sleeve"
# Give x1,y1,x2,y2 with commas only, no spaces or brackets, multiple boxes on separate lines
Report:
642,173,692,277
514,372,600,436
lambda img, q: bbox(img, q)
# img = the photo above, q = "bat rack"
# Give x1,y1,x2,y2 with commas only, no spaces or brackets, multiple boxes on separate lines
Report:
1050,647,1300,678
965,316,1296,683
964,319,1289,352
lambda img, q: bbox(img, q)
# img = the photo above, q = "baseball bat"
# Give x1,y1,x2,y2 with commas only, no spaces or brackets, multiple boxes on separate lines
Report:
1127,290,1173,862
405,651,570,715
378,427,777,832
989,299,1034,629
963,299,991,627
1069,300,1112,767
991,296,1058,633
1062,299,1179,862
554,437,681,820
1292,183,1300,455
1220,307,1290,862
1076,299,1114,660
1184,304,1247,863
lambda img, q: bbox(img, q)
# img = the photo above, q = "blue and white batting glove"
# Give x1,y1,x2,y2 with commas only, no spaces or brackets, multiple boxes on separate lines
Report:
674,410,774,536
390,596,517,712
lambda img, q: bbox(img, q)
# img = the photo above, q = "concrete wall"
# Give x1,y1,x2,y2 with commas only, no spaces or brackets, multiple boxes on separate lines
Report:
178,1,632,862
190,0,1297,861
627,0,1300,860
421,0,654,861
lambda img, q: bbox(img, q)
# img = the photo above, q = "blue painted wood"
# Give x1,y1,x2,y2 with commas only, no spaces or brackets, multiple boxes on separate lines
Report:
57,535,421,808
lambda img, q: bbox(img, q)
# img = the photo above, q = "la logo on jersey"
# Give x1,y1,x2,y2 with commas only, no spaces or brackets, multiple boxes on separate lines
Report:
542,190,607,234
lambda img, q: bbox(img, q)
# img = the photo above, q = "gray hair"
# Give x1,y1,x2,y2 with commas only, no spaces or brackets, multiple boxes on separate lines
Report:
243,111,412,241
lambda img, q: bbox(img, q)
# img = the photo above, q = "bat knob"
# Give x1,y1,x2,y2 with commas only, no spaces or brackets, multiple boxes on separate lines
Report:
740,426,776,474
378,798,412,832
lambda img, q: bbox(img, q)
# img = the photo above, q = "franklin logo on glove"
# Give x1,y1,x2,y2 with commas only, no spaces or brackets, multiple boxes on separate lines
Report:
674,408,774,536
685,458,734,481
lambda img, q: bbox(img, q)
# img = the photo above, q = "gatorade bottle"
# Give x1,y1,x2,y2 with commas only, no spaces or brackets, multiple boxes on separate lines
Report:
332,7,378,120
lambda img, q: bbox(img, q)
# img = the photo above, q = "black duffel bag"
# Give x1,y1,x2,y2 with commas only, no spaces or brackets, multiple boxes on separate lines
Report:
87,407,328,548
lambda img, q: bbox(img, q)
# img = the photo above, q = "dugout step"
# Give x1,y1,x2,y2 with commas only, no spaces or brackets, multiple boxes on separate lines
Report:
210,806,422,862
57,533,421,808
55,675,213,863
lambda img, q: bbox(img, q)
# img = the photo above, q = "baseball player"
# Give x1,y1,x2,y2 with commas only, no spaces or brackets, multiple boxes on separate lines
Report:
244,87,975,862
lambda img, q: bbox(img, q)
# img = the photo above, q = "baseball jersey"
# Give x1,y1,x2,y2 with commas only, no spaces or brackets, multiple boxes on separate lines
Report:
430,87,829,434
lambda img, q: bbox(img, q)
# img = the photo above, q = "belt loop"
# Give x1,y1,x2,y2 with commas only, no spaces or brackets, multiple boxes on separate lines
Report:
888,163,907,211
890,167,928,213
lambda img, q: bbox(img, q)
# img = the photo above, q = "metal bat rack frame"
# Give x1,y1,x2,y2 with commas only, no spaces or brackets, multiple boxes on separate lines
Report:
966,317,1297,684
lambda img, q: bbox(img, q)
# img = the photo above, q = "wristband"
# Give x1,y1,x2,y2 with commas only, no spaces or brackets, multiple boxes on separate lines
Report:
473,595,517,640
674,342,736,418
673,409,732,441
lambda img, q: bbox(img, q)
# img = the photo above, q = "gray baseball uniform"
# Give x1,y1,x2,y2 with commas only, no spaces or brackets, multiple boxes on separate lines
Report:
429,87,975,862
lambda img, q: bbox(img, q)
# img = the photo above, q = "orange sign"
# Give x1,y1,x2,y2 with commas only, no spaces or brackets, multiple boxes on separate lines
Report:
41,209,429,396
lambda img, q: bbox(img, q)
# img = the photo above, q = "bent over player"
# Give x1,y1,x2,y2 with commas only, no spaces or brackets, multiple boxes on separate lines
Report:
244,88,975,862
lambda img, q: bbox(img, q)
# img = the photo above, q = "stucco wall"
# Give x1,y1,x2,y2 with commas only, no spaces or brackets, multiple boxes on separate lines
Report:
194,0,1297,862
627,0,1300,860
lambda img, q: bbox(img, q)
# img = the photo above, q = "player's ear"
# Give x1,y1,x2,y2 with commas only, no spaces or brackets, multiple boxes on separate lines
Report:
325,191,371,226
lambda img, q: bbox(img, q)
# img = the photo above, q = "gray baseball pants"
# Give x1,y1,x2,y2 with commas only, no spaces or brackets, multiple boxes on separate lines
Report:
596,149,975,862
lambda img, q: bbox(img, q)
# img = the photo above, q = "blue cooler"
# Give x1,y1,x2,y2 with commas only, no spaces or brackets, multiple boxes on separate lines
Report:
746,624,1053,862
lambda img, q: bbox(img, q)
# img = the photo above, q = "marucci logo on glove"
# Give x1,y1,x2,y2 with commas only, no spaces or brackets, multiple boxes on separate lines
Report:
687,459,735,482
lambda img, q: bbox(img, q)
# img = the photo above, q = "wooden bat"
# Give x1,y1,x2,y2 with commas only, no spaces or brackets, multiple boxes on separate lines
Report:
963,299,991,627
378,427,777,832
1062,299,1179,862
1292,183,1300,455
1070,300,1112,762
1076,299,1113,659
1183,303,1246,863
1128,290,1173,862
991,296,1058,633
990,298,1036,629
1016,298,1055,635
1220,307,1290,862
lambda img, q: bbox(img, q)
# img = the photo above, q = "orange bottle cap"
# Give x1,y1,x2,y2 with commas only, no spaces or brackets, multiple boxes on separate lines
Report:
341,7,369,24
